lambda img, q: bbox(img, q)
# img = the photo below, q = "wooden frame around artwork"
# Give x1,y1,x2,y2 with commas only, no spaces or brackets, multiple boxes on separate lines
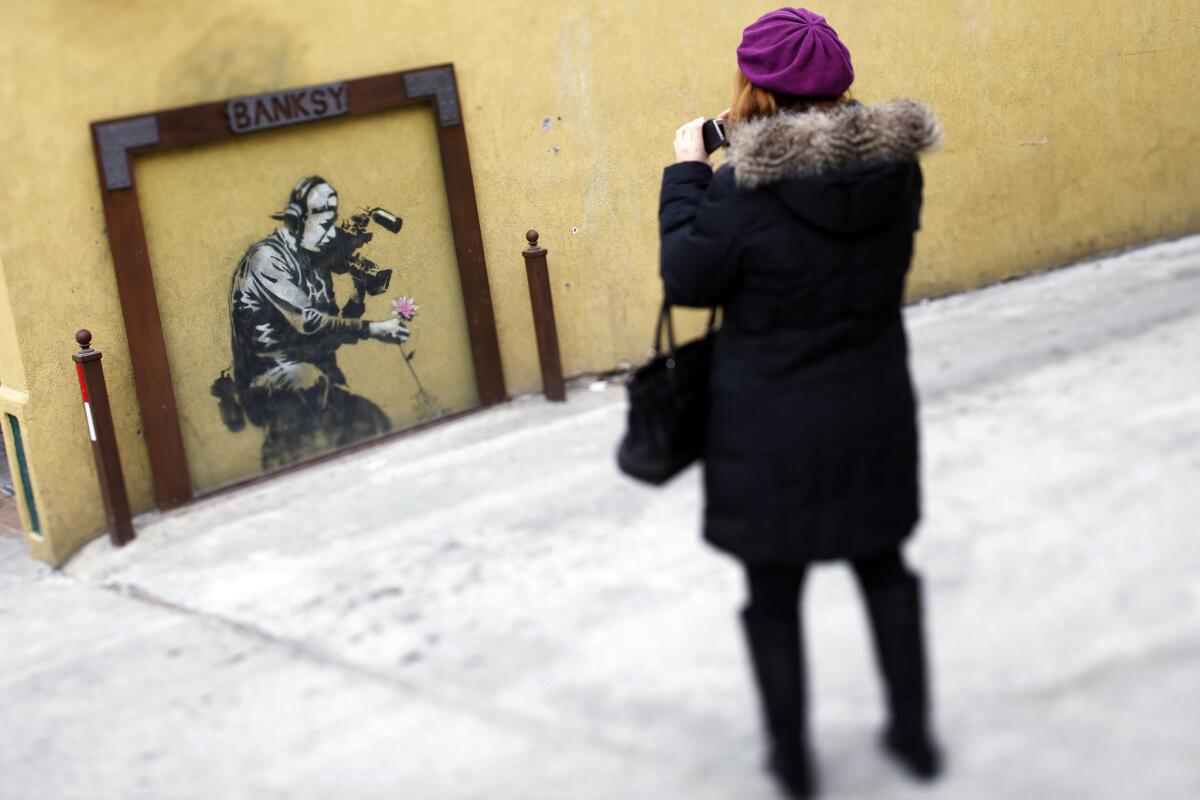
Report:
91,64,507,511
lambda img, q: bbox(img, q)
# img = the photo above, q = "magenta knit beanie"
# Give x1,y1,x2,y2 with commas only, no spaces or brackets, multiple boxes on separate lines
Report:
737,7,855,97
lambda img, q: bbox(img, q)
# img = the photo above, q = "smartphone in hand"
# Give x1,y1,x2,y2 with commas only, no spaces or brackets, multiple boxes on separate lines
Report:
701,118,727,154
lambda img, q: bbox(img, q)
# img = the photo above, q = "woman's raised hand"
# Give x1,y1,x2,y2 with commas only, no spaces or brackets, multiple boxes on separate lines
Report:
674,117,710,165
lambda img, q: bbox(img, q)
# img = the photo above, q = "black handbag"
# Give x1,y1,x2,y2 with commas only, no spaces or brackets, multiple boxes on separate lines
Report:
617,303,718,485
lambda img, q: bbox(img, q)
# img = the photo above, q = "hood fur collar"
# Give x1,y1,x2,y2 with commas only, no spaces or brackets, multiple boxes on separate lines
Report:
726,100,943,189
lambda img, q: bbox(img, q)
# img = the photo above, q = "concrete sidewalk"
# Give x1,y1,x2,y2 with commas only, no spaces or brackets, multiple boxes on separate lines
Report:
3,235,1200,799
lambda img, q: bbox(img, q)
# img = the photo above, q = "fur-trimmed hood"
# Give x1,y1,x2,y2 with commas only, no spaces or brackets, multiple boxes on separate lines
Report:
726,100,943,190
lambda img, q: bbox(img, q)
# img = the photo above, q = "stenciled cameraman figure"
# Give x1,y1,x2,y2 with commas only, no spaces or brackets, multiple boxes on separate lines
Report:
220,175,409,470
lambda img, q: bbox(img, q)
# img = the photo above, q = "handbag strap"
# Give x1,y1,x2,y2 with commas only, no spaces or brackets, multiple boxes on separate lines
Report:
653,303,718,357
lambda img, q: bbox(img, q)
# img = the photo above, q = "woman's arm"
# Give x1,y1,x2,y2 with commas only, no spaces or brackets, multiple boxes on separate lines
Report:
659,116,742,307
659,161,742,307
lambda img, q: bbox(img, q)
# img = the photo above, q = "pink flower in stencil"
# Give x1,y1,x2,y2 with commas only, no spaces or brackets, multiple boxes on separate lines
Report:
391,296,419,321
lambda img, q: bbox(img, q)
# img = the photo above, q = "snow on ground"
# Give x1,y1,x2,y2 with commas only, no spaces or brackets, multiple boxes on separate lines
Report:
3,235,1200,799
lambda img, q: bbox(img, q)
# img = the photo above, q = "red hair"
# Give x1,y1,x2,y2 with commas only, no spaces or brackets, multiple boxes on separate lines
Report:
727,69,850,128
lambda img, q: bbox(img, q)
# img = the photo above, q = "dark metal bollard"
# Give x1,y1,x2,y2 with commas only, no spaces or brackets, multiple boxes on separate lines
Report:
73,330,135,547
522,230,566,402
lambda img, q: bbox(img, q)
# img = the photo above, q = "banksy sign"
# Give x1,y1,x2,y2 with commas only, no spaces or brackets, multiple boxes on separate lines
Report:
226,83,349,134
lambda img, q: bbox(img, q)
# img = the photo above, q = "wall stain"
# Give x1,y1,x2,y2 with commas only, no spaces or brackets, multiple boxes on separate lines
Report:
960,0,995,40
1115,49,1165,57
157,16,294,104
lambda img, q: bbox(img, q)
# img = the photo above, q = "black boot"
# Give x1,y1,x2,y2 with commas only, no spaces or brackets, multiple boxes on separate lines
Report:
740,607,817,799
859,572,943,780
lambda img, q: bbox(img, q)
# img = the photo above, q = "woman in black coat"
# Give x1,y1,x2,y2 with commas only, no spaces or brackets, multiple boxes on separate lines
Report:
658,8,943,798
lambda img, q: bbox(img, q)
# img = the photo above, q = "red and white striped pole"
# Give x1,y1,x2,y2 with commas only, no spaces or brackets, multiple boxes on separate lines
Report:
76,362,96,443
73,330,135,547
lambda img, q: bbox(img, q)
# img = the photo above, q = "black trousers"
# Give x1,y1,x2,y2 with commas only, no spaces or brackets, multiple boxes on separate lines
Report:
742,546,931,737
745,548,914,615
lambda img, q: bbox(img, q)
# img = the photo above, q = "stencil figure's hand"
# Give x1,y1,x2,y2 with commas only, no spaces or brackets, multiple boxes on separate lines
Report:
368,318,410,344
349,273,368,303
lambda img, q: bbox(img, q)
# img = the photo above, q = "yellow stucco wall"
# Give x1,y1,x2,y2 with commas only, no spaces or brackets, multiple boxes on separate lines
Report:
1,0,1198,564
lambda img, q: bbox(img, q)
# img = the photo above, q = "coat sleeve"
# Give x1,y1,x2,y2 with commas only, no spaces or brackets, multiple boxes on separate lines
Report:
910,163,925,232
246,247,367,343
659,162,742,307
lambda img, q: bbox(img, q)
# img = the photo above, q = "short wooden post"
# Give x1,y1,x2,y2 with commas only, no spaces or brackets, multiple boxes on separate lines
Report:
72,330,135,547
522,230,566,402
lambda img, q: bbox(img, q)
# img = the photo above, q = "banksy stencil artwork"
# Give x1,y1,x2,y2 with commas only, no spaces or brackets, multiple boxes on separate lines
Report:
210,176,442,470
99,68,502,503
